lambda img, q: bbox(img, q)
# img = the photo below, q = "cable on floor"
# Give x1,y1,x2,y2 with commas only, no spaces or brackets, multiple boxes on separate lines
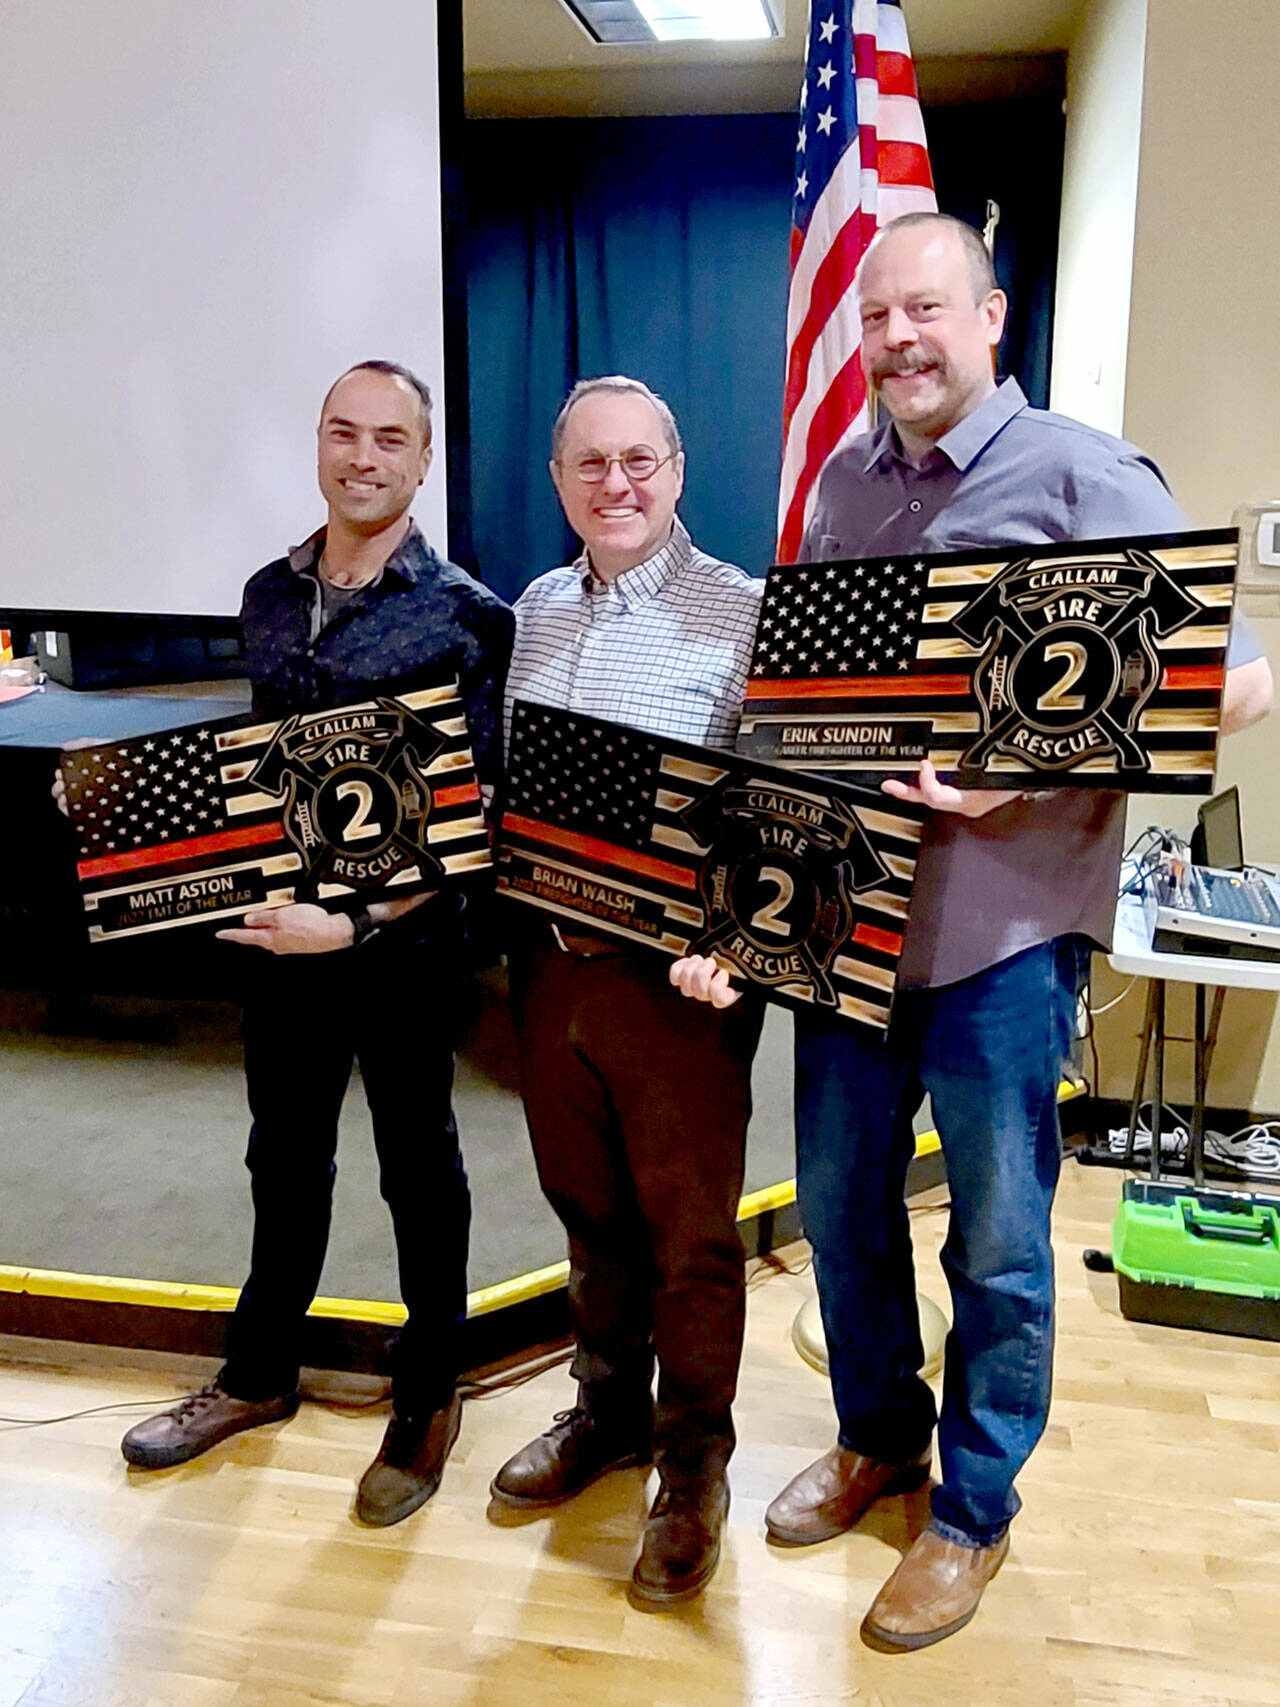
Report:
1101,1103,1280,1179
0,1394,191,1430
460,1344,573,1399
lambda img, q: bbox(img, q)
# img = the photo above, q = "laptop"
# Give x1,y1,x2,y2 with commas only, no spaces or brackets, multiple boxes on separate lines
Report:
1147,787,1280,960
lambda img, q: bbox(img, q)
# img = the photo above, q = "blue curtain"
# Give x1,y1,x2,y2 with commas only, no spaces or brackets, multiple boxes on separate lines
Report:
462,99,1063,603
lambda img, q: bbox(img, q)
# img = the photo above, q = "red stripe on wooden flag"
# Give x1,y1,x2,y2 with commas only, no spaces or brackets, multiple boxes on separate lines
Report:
1160,665,1224,692
434,780,480,809
852,921,903,957
78,819,286,881
745,673,971,702
502,814,698,892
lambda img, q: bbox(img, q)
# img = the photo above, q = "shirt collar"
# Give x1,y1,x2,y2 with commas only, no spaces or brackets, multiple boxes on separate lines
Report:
577,516,692,610
862,377,1029,475
287,519,425,586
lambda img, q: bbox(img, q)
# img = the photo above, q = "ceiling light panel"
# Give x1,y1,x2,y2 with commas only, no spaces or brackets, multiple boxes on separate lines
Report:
636,0,777,39
559,0,779,44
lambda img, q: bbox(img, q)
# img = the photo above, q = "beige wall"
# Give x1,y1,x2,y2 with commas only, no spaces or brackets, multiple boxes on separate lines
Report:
1051,0,1148,434
1125,0,1280,836
1126,0,1280,532
1060,0,1280,1111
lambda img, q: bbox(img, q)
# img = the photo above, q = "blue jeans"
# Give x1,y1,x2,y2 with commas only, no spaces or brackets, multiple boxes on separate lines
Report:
793,935,1086,1547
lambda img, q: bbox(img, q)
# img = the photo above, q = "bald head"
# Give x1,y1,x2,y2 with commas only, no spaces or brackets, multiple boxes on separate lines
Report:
861,213,997,303
856,214,1007,458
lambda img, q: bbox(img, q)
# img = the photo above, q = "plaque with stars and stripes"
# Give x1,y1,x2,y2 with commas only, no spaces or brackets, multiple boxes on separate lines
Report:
737,530,1239,792
499,700,923,1033
61,680,489,942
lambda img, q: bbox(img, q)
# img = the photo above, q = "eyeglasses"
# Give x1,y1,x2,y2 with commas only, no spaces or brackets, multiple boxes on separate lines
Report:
560,447,679,485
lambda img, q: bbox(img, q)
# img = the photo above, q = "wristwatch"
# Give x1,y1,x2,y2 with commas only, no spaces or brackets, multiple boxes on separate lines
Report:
347,906,381,948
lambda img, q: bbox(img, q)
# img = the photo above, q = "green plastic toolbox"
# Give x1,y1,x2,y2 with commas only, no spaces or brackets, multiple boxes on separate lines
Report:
1111,1178,1280,1341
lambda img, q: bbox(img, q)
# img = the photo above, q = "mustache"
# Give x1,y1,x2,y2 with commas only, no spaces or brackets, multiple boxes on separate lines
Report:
870,345,945,382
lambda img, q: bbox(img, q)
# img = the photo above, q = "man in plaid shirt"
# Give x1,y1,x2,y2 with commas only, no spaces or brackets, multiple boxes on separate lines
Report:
492,377,762,1609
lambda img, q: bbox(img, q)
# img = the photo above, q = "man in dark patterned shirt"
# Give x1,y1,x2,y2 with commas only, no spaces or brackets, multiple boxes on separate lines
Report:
118,362,514,1525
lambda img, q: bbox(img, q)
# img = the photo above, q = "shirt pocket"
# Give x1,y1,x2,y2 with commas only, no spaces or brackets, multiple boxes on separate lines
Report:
609,680,720,743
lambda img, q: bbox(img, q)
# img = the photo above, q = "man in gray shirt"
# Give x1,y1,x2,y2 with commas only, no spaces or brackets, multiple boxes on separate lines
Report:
674,213,1272,1651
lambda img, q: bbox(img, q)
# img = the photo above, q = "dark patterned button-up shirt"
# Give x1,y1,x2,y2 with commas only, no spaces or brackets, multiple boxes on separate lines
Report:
240,521,514,793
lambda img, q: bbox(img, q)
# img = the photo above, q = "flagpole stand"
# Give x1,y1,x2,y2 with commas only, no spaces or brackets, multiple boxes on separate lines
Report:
791,1288,948,1383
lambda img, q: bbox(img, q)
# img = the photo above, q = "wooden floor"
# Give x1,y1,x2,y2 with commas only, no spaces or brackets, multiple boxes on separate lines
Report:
1,1162,1277,1707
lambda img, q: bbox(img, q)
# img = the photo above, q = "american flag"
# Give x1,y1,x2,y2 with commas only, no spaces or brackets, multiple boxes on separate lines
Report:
499,700,923,1032
752,550,927,679
776,0,935,564
737,531,1239,791
62,683,489,941
63,724,287,869
504,709,658,850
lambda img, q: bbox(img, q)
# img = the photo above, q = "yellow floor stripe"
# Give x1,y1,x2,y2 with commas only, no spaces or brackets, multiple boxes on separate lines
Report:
467,1261,570,1318
0,1084,1085,1325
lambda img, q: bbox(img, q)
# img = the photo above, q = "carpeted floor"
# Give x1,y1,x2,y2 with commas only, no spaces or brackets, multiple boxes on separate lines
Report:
0,972,800,1299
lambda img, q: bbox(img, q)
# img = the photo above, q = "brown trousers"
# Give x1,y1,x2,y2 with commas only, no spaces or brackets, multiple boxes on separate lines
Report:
512,938,763,1475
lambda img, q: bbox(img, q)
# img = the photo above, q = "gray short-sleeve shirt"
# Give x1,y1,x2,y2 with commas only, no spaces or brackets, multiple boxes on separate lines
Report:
801,379,1261,988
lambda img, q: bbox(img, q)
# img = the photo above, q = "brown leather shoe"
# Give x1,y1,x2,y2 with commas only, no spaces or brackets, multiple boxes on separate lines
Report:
120,1381,299,1469
861,1527,1011,1651
489,1407,651,1509
765,1443,932,1545
629,1473,729,1608
354,1392,462,1527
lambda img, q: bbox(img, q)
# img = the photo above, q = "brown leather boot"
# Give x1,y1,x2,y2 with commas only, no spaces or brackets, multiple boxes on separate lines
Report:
120,1381,299,1469
354,1392,463,1527
489,1407,652,1508
861,1527,1011,1651
629,1472,729,1608
765,1443,932,1545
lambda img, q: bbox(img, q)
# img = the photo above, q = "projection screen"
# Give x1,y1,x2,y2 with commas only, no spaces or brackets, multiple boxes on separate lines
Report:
0,0,449,617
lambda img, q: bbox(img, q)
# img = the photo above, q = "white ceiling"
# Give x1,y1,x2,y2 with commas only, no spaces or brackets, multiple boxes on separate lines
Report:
464,0,1081,115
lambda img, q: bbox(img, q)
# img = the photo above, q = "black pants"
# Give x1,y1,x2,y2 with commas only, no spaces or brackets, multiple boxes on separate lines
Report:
220,931,468,1415
512,940,763,1477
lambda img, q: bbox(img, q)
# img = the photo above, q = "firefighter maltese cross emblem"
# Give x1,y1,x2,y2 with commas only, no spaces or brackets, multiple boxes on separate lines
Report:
949,548,1207,773
677,779,889,1006
248,699,449,892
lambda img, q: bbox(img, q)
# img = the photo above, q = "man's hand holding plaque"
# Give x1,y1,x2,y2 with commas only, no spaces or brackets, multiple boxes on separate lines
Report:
499,700,924,1033
737,530,1239,793
59,679,488,943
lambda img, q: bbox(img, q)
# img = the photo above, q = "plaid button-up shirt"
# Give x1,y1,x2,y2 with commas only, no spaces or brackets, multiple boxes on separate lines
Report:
505,518,761,753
